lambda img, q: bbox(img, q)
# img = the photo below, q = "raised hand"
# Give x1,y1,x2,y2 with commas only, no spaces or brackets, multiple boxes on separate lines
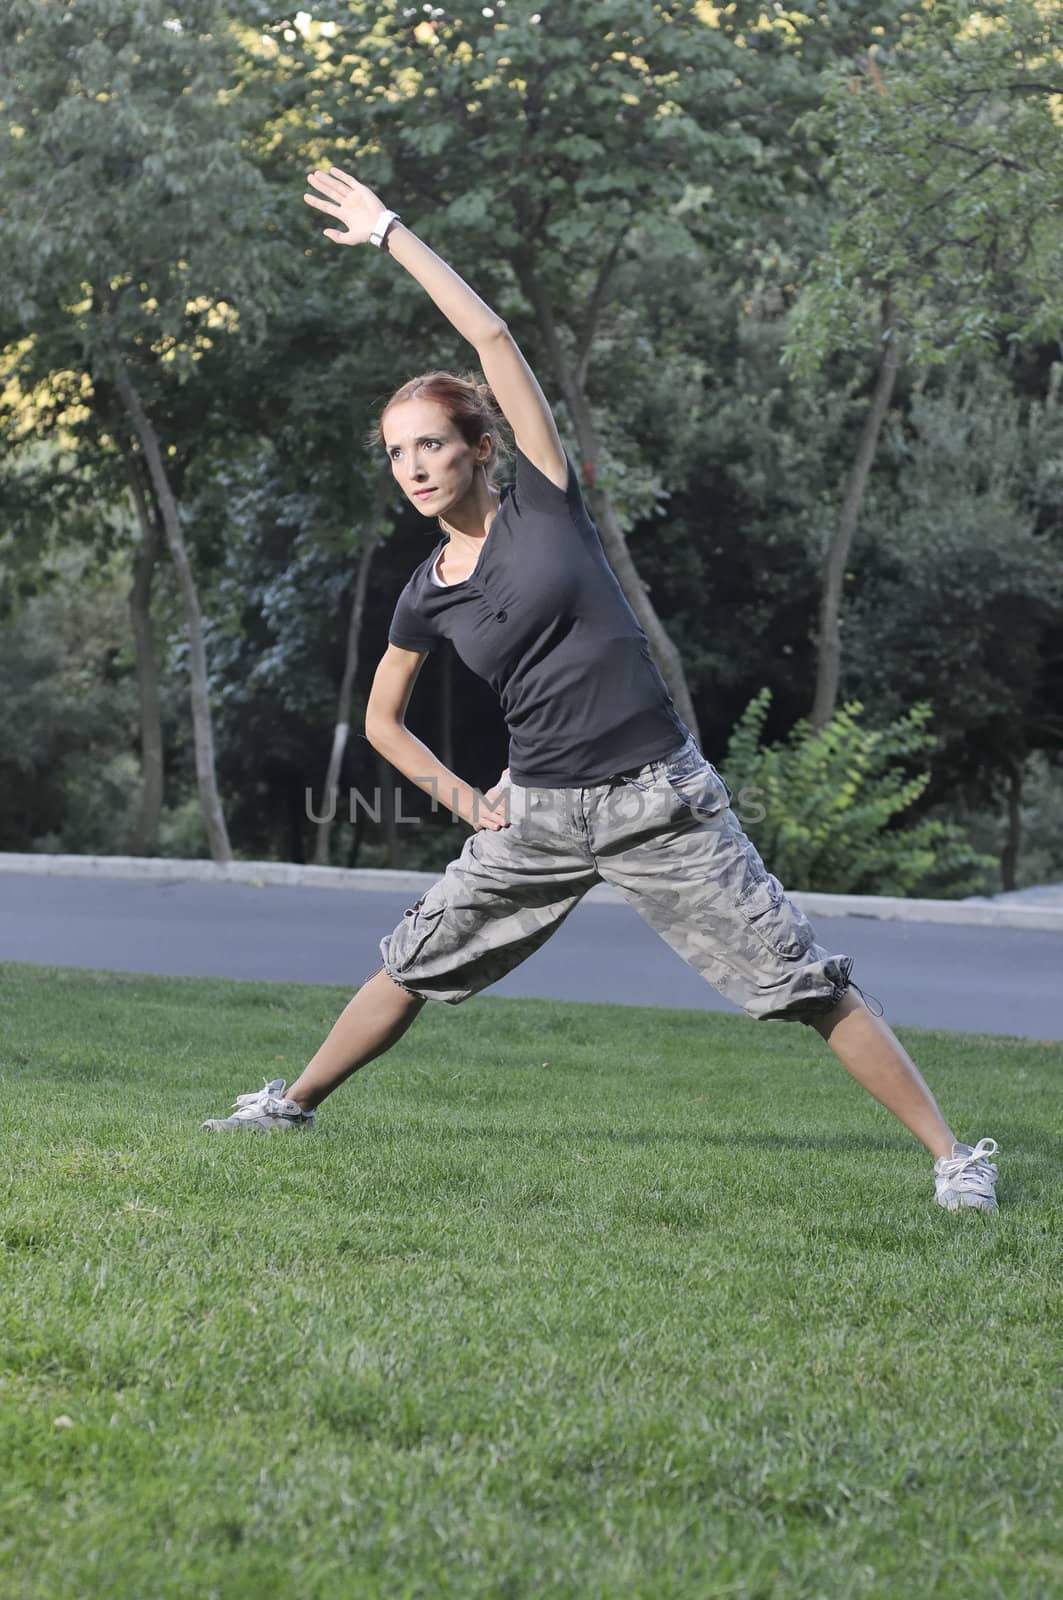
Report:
303,165,389,246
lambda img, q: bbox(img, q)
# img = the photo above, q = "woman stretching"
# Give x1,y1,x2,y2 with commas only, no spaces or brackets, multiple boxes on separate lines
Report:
203,165,999,1215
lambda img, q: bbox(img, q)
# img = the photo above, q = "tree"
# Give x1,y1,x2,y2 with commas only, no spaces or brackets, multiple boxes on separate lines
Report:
784,0,1063,725
842,359,1063,889
0,561,143,855
0,0,287,860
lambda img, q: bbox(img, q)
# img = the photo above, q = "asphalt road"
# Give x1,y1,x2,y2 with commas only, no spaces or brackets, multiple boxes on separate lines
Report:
1,872,1060,1041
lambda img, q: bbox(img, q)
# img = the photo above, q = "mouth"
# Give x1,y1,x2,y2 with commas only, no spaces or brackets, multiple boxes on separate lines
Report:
413,488,437,499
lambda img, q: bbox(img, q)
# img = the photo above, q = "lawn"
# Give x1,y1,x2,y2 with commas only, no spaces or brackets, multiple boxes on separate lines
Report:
1,962,1060,1600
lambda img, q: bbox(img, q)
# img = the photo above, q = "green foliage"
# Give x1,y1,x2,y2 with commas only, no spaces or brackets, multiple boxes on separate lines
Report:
355,0,740,259
303,0,757,530
723,689,994,896
925,750,1063,895
0,549,218,859
1,0,282,367
1010,753,1063,890
843,358,1063,781
786,0,1063,374
0,571,141,854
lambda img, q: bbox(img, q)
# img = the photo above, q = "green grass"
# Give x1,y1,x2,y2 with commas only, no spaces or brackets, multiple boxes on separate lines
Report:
1,962,1061,1600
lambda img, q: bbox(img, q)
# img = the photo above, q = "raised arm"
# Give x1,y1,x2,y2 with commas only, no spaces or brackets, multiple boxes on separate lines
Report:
304,166,568,489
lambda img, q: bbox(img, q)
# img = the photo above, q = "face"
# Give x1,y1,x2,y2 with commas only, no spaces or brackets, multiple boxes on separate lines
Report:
381,396,491,517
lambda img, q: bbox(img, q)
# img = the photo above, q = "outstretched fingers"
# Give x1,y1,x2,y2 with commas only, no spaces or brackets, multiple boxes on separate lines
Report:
303,191,342,217
306,170,350,201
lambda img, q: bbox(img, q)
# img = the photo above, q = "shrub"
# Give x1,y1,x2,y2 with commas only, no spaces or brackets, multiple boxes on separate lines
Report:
722,689,994,897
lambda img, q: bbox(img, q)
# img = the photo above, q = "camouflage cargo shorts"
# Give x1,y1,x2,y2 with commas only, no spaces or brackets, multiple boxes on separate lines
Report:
379,734,853,1023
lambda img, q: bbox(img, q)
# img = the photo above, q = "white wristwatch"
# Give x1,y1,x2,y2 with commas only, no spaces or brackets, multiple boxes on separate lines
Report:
369,209,401,251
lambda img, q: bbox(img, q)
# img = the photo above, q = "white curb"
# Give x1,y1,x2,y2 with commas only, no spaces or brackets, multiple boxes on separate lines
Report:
1,852,1061,932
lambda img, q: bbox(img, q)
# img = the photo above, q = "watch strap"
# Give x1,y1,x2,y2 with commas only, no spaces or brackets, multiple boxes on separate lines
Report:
369,208,401,250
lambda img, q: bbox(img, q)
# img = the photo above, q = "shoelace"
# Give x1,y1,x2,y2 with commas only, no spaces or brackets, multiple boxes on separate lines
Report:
936,1137,999,1185
232,1080,292,1114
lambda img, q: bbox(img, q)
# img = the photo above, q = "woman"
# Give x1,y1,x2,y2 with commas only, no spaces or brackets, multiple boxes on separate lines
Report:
203,165,999,1216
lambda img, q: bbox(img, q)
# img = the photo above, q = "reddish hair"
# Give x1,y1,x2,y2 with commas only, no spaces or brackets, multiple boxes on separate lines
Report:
370,369,511,486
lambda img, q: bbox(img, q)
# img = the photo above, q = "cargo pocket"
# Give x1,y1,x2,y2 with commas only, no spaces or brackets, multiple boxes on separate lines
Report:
736,870,815,960
664,755,732,820
397,890,447,967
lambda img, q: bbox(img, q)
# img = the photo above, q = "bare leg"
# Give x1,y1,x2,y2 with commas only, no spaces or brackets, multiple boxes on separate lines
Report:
811,991,955,1160
285,968,425,1112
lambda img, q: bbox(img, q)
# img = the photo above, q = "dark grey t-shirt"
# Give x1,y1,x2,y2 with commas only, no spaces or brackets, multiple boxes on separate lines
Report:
387,444,686,786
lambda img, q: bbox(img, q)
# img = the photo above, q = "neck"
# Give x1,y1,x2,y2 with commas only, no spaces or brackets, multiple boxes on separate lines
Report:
438,469,500,550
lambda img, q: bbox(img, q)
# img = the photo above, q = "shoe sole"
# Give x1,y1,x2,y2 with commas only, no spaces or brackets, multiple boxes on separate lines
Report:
200,1119,314,1133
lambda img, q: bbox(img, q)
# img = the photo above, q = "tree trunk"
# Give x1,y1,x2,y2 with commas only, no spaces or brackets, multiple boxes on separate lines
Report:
122,448,164,857
313,532,378,866
1001,756,1023,892
112,361,232,863
512,262,700,743
810,304,902,728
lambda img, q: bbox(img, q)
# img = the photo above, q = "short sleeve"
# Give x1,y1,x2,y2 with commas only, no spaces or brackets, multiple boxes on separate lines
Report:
387,582,437,654
512,443,587,518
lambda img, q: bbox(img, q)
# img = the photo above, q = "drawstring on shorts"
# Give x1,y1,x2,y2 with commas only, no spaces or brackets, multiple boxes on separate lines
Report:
849,979,885,1018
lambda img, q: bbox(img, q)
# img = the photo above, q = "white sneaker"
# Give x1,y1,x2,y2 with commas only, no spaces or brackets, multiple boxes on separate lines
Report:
933,1138,999,1213
201,1078,316,1133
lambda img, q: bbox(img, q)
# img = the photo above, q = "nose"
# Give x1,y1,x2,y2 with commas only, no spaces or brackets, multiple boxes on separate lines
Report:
400,445,425,481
